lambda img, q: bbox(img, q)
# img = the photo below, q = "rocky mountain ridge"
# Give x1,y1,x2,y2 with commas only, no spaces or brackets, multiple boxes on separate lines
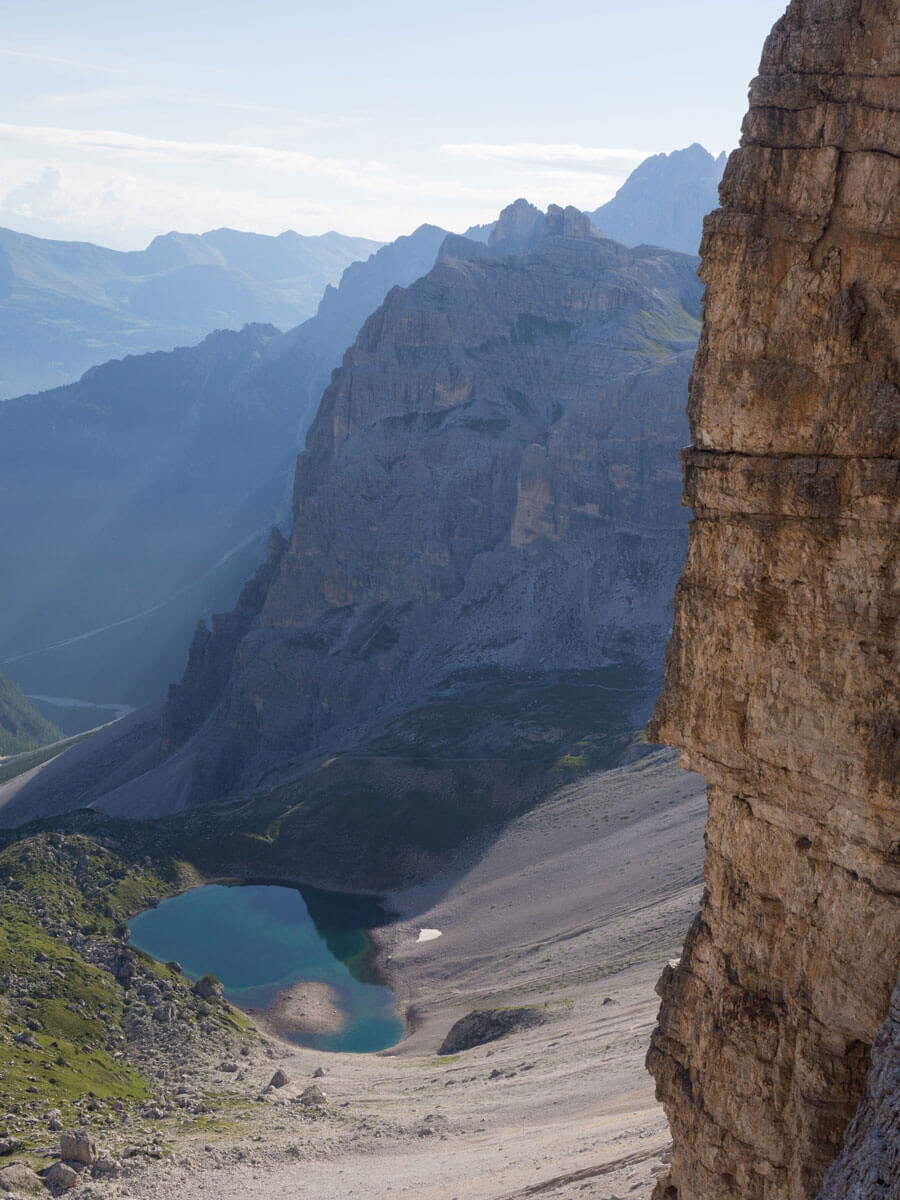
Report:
589,144,726,256
1,203,703,889
646,1,900,1197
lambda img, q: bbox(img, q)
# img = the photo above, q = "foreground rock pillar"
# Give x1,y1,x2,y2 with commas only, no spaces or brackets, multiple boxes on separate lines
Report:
646,2,900,1198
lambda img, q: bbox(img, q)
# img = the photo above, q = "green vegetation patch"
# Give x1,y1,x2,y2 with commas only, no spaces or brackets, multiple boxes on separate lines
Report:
0,901,147,1109
0,833,248,1137
0,671,62,755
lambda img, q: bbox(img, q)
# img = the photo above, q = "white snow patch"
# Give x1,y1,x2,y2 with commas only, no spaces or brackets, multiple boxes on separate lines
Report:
417,928,442,943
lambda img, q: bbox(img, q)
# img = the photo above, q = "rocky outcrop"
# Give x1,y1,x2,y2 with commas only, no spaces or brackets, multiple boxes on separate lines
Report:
438,1007,545,1055
816,971,900,1199
646,2,900,1199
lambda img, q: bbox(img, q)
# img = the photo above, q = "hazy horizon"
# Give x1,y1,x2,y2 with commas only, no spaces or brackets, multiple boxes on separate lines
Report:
1,0,787,249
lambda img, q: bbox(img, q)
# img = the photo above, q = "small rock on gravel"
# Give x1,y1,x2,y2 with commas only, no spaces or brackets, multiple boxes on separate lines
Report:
269,1069,290,1088
44,1161,79,1191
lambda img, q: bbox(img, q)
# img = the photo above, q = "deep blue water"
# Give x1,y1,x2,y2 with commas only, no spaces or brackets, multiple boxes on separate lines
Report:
128,882,403,1053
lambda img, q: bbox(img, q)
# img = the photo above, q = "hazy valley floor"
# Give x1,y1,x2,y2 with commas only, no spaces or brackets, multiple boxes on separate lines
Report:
97,749,706,1200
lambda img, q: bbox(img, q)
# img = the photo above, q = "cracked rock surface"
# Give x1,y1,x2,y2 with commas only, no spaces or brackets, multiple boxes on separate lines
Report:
646,2,900,1199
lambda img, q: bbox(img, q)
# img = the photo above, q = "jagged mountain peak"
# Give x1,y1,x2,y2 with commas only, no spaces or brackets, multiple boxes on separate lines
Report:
590,142,726,255
488,198,545,252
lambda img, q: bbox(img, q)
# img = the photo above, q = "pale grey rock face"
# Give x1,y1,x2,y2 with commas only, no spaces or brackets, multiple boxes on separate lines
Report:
159,205,701,805
816,972,900,1200
590,143,726,256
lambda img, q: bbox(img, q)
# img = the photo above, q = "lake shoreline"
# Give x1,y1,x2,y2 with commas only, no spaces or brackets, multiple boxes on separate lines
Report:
127,877,408,1052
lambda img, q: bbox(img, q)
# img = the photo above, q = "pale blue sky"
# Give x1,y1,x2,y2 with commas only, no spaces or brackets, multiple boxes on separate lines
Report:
0,0,788,247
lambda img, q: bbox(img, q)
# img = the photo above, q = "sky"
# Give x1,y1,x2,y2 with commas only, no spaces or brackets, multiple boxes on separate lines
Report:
1,0,789,249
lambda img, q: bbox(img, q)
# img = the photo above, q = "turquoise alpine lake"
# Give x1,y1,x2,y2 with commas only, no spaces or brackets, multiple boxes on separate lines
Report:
127,882,404,1053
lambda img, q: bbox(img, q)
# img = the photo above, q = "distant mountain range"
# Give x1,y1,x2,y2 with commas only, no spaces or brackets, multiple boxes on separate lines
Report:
589,143,726,255
0,202,703,889
0,225,450,708
0,226,382,399
0,144,724,402
0,144,724,717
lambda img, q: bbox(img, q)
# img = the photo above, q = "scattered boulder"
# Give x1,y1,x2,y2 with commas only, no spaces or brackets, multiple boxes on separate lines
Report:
60,1129,96,1166
191,975,224,1001
166,961,182,974
438,1007,546,1055
269,1069,290,1089
48,1115,63,1132
0,1140,20,1157
219,1061,239,1073
312,1066,327,1078
0,1162,42,1193
92,1156,121,1177
44,1161,78,1191
298,1085,327,1107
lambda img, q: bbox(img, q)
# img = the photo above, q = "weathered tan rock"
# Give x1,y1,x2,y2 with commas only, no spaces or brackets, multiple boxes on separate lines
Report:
0,1161,42,1193
43,1161,78,1191
59,1128,96,1166
646,2,900,1198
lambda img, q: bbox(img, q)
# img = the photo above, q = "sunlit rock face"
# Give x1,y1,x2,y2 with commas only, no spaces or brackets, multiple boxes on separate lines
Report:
646,2,900,1199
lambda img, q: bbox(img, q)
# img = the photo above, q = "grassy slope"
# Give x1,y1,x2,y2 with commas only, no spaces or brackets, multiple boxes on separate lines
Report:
0,672,62,756
0,833,255,1155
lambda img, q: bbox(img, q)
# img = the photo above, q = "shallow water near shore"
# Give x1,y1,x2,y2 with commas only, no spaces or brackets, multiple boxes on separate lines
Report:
128,882,403,1053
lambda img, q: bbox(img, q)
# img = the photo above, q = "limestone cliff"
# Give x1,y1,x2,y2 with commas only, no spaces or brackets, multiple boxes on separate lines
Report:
156,204,700,811
646,1,900,1198
0,204,702,886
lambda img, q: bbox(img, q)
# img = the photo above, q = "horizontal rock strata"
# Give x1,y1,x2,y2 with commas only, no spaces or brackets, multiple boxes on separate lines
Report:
646,1,900,1198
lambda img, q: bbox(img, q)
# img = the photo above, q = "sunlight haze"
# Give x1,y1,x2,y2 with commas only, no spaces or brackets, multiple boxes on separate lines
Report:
2,0,787,246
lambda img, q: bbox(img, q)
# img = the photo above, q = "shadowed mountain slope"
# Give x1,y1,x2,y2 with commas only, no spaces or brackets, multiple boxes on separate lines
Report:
0,225,450,707
2,204,702,888
0,671,62,755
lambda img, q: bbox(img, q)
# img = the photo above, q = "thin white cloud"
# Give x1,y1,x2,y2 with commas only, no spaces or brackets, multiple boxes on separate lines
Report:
442,142,654,170
0,123,510,205
0,157,513,247
0,46,105,70
0,121,392,185
34,88,364,130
